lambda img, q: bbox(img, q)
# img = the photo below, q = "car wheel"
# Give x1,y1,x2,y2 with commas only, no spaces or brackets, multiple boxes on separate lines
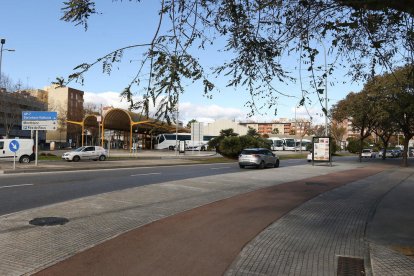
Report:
274,159,280,168
258,161,265,169
239,164,245,169
99,155,106,161
19,155,31,163
73,156,80,162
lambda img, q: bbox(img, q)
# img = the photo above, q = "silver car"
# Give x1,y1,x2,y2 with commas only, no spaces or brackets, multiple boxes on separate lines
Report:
62,146,107,162
238,148,279,169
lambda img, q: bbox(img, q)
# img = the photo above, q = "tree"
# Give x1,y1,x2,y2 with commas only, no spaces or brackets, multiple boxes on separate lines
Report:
330,121,347,150
60,1,414,122
0,73,32,92
247,127,259,137
295,118,312,153
0,91,20,138
0,73,16,91
208,128,238,153
51,77,66,88
368,65,414,166
219,133,270,159
271,128,279,135
186,119,197,129
84,102,100,115
310,125,326,137
331,91,378,162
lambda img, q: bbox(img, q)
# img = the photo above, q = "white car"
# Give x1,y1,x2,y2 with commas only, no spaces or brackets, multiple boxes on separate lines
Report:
62,146,107,162
361,149,376,158
238,148,279,169
307,151,312,162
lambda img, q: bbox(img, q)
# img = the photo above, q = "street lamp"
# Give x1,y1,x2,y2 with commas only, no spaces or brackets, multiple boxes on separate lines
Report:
0,39,16,86
319,39,328,136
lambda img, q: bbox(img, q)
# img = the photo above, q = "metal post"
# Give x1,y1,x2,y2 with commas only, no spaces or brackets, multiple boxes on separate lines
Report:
175,99,179,156
35,130,38,166
320,40,328,136
0,39,4,85
294,103,297,152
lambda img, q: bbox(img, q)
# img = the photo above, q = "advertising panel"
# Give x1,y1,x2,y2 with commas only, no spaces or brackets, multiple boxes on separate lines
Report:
311,136,332,165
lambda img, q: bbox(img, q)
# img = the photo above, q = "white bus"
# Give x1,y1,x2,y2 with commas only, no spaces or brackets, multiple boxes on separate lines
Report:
154,133,216,150
267,137,284,151
295,139,312,151
282,138,296,151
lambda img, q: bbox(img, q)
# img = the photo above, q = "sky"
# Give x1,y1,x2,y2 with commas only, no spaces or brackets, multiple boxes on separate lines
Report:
0,1,364,125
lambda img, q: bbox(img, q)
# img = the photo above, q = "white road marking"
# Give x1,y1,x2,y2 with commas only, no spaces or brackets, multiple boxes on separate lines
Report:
0,184,34,189
210,167,231,170
130,172,161,177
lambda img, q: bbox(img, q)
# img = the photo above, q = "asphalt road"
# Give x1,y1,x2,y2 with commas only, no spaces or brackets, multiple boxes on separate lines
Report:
0,159,313,216
0,155,403,216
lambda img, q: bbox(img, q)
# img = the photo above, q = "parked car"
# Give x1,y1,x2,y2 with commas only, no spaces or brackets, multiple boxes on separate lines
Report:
378,149,396,158
392,149,402,157
238,148,279,169
62,146,107,162
307,150,312,162
361,149,376,158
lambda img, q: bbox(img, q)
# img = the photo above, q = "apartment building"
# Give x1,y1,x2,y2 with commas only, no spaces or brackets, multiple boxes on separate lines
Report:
239,119,311,136
29,85,84,144
0,89,47,139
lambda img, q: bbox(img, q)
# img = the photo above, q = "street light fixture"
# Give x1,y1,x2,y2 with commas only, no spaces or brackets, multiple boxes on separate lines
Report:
0,38,16,87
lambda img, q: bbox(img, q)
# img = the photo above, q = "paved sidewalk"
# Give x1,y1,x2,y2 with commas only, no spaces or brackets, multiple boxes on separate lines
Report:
1,160,414,275
226,167,414,275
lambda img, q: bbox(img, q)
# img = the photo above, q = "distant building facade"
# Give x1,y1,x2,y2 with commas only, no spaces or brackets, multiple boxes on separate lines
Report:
0,89,47,139
199,118,311,137
29,85,84,145
203,119,249,136
239,119,311,136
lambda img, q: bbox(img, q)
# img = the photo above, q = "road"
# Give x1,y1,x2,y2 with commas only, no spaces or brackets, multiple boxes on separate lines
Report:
0,155,386,216
0,158,316,216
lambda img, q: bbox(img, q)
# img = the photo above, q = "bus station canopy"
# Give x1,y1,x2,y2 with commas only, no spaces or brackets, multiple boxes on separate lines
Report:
67,107,189,147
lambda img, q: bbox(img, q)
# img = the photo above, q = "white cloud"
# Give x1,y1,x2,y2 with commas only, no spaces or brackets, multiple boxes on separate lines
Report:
290,105,326,124
84,91,130,110
84,91,329,126
179,102,246,123
84,92,247,124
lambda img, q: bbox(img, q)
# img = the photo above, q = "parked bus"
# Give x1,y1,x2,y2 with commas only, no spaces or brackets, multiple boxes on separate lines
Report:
267,137,284,151
295,139,312,151
282,138,296,150
154,133,215,150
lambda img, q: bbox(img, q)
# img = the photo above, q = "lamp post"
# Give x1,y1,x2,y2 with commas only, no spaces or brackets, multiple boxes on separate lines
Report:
0,39,16,86
319,39,328,136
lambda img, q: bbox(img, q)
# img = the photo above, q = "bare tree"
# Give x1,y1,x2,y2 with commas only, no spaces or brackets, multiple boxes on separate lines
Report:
0,91,20,138
295,119,312,153
83,102,100,115
330,121,347,149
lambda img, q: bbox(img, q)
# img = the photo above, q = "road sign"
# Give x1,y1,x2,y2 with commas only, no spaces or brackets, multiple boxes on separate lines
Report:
22,120,57,130
9,140,20,152
22,111,58,131
22,111,57,121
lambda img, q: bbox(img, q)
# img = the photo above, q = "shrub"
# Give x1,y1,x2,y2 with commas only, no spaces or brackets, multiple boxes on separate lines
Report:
218,135,271,159
219,136,243,159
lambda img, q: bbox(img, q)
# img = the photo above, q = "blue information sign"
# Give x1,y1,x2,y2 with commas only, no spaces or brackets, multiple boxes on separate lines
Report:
9,140,20,152
22,111,57,121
